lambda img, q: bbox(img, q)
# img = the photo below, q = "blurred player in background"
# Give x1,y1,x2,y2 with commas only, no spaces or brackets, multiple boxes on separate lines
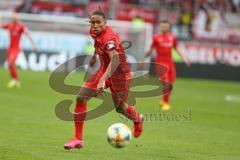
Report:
64,10,144,150
145,20,190,111
0,13,37,88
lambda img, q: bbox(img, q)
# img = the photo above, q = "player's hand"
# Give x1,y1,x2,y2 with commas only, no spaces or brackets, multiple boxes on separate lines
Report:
138,60,145,70
145,54,150,59
185,60,191,67
145,50,152,58
89,56,96,67
33,45,38,52
97,78,105,96
34,48,40,61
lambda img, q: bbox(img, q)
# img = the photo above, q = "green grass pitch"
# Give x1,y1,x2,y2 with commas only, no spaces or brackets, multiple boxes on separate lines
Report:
0,67,240,160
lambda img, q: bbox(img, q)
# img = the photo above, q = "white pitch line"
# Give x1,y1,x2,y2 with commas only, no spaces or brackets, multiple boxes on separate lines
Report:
225,95,240,103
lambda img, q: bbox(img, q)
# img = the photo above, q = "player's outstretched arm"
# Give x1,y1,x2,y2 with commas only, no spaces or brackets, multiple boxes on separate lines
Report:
145,47,153,58
175,47,191,67
0,21,4,28
24,29,38,53
97,49,120,90
145,36,156,59
0,23,9,29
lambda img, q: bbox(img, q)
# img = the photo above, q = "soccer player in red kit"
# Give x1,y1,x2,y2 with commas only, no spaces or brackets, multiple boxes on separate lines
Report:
0,13,37,88
63,10,143,149
145,20,190,111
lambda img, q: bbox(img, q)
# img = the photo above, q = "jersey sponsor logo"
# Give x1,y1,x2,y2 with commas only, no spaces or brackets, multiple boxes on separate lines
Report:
159,42,173,47
168,36,173,41
158,37,163,42
10,25,22,36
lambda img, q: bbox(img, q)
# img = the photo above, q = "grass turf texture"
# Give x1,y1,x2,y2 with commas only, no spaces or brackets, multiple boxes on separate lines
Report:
0,67,240,160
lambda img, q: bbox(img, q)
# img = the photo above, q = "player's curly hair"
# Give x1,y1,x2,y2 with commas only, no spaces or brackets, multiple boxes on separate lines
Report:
91,10,106,19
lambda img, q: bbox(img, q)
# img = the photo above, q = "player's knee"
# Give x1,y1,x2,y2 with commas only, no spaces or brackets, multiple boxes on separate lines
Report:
8,62,14,67
76,95,85,104
115,104,124,114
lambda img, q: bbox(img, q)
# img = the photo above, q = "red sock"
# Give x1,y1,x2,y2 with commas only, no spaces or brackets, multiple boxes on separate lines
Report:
74,102,87,140
163,93,170,104
125,105,141,123
9,64,18,80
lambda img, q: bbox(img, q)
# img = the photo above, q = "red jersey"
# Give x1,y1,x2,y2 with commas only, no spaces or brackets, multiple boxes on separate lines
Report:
90,26,130,79
3,23,26,49
151,32,178,62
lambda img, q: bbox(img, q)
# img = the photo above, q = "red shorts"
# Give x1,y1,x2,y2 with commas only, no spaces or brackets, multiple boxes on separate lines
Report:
156,61,176,83
83,70,131,106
